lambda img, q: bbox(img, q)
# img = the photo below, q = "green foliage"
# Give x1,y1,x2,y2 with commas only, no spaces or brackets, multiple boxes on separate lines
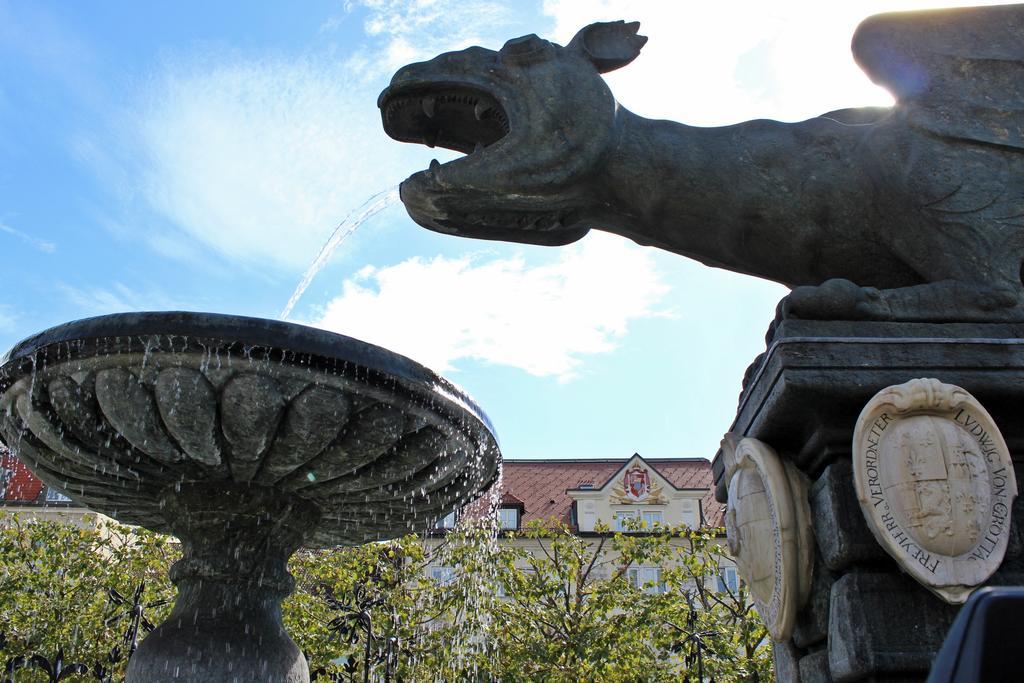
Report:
286,535,431,680
0,516,772,682
485,520,676,682
0,516,178,682
649,528,773,682
482,521,772,682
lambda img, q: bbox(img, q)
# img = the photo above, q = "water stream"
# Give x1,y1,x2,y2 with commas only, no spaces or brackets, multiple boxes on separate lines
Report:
279,186,400,320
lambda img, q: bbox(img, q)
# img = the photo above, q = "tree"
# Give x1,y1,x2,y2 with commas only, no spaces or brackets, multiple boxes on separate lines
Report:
288,523,503,682
649,529,772,682
0,517,177,682
481,521,772,682
0,516,772,682
0,517,497,682
287,536,427,682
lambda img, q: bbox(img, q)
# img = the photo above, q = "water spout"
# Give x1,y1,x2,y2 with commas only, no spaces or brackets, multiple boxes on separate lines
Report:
280,187,400,320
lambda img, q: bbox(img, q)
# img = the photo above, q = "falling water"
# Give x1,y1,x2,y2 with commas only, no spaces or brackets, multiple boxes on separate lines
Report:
279,186,400,320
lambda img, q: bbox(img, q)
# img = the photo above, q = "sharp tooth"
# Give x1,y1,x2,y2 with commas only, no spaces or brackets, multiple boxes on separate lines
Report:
422,96,436,118
474,102,489,121
424,131,437,148
429,159,441,172
474,142,484,154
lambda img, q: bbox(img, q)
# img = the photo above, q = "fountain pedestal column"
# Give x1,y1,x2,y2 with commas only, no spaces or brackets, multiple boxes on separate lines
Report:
126,484,321,683
713,319,1024,682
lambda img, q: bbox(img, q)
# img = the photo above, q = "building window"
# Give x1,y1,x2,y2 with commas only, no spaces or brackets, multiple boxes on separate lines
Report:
435,511,457,530
45,488,71,504
430,566,456,586
717,566,739,594
627,567,666,594
497,506,520,531
616,509,664,532
615,510,639,532
642,510,663,528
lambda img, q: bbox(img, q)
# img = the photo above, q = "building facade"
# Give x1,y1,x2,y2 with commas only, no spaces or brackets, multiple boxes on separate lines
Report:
2,447,732,588
0,445,102,527
479,454,722,532
424,454,735,591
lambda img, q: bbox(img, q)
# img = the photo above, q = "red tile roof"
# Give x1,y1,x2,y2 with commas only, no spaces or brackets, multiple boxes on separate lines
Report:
490,457,723,529
1,445,45,503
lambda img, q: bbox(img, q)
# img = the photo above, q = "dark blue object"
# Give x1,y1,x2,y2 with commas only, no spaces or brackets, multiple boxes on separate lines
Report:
927,587,1024,682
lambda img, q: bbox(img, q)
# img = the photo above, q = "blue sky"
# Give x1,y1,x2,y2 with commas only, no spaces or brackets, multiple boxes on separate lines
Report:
0,0,985,462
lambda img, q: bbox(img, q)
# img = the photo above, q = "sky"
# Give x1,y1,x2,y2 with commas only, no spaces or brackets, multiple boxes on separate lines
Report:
0,0,1001,463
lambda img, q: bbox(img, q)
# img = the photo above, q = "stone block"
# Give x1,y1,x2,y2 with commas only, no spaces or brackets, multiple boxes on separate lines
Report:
810,461,886,572
798,648,832,683
714,320,1024,496
774,639,802,683
793,558,835,649
828,572,958,682
1001,482,1024,568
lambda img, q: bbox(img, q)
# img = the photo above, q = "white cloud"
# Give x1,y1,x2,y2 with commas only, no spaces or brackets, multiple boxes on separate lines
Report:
129,57,408,271
308,233,668,380
74,0,524,274
0,221,56,253
543,0,1008,125
357,0,513,72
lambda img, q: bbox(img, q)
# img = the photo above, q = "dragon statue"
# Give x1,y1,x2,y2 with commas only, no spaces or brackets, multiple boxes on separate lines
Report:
379,5,1024,322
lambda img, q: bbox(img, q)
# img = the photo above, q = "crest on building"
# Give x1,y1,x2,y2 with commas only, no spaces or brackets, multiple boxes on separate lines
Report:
610,463,666,504
624,465,650,500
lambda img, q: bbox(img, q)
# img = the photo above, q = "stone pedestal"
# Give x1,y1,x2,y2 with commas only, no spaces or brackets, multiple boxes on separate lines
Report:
126,484,320,683
712,320,1024,682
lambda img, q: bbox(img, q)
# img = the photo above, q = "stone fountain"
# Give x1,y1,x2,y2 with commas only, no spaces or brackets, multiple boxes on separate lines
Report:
0,311,500,682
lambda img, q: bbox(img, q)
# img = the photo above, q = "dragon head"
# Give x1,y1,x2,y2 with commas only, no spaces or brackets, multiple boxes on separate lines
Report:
379,21,646,246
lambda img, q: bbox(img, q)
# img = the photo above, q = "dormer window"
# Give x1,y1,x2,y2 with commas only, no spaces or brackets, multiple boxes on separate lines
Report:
497,506,520,531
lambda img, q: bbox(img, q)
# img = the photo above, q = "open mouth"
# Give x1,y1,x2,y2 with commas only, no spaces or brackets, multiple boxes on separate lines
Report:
379,83,509,155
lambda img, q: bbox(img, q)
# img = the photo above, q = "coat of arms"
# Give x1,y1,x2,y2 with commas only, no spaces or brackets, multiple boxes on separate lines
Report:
609,464,666,504
623,465,651,501
853,379,1017,604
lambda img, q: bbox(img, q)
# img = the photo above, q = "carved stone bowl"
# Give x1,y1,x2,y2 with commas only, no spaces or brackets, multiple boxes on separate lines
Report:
0,312,501,682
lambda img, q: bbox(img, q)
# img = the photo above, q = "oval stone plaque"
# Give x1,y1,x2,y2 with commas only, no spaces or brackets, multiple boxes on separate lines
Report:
721,435,812,641
853,378,1017,604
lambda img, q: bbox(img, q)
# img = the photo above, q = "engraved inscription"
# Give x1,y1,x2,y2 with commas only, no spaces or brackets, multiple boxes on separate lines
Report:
853,379,1017,604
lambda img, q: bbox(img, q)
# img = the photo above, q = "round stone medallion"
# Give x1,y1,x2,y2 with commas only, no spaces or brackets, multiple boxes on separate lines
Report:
853,378,1017,604
722,435,812,641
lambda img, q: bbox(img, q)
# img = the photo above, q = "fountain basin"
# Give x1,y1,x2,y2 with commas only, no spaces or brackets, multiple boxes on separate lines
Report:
0,312,501,682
